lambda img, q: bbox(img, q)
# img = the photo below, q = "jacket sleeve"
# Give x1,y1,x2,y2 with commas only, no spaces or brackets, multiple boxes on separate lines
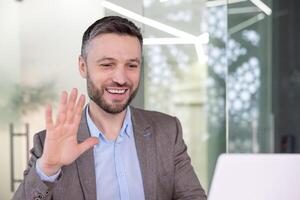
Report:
173,117,207,200
12,132,59,200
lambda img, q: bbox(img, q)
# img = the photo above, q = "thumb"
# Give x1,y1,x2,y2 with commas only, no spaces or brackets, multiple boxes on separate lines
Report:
78,137,99,155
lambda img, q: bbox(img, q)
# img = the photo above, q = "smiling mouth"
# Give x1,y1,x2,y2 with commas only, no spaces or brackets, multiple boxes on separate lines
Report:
106,88,128,94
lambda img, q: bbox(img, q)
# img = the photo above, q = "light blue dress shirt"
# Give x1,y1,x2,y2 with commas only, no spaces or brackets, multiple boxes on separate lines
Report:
36,106,145,200
86,106,145,200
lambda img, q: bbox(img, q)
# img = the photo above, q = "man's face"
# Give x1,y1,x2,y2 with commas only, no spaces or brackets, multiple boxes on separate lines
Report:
79,33,142,114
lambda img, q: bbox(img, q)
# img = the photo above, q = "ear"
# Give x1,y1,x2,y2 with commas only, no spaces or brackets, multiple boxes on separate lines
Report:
78,55,87,78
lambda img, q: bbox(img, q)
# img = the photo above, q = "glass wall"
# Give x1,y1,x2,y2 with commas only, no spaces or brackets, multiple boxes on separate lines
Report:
144,0,227,189
141,0,227,190
227,0,273,153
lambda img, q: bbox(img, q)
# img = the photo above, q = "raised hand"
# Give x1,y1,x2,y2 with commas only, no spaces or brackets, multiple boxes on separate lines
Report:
38,88,99,176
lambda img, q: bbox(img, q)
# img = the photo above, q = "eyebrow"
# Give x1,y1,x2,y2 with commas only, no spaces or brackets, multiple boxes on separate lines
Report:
128,58,141,64
96,57,141,64
96,57,116,63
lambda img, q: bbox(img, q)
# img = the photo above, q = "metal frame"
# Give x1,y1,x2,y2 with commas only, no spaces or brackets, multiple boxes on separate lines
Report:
10,123,29,192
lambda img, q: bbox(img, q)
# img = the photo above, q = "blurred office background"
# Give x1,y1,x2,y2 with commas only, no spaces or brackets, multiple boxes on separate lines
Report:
1,0,299,199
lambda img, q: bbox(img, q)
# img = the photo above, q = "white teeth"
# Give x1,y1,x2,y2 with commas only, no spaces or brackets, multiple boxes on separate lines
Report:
107,89,126,94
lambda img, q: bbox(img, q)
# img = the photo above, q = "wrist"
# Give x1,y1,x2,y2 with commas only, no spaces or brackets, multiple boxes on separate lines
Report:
37,158,61,176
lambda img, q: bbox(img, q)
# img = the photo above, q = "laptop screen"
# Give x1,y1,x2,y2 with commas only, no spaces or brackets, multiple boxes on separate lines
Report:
208,154,300,200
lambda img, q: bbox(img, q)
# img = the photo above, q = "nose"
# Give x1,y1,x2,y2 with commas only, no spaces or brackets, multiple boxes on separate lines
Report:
112,66,128,85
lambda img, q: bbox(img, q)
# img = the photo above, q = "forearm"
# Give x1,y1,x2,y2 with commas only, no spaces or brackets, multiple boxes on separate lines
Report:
12,132,57,200
12,165,53,200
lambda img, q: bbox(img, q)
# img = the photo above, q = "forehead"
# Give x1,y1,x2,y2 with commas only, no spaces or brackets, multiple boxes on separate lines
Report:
86,33,142,61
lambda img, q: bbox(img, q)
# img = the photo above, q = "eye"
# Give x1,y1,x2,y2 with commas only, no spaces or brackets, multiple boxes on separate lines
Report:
100,63,113,67
128,63,138,68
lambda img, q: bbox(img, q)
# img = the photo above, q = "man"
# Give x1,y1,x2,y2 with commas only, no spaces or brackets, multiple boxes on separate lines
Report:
13,16,207,200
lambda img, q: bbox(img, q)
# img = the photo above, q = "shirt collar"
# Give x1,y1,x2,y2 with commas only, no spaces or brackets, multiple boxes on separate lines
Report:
85,106,133,140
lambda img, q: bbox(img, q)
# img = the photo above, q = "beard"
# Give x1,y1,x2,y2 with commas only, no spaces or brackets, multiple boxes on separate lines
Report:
86,72,139,114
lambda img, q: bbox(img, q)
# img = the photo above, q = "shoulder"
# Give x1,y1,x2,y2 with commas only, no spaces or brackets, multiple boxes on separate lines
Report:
130,107,181,139
131,107,177,124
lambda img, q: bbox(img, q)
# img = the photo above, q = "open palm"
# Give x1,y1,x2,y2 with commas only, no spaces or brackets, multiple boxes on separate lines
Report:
39,89,99,176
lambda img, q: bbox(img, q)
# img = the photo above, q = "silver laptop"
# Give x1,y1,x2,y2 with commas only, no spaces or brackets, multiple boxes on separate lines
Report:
208,154,300,200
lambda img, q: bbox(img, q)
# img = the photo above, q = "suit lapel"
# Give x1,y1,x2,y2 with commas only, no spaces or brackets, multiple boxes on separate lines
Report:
131,107,157,200
76,110,97,200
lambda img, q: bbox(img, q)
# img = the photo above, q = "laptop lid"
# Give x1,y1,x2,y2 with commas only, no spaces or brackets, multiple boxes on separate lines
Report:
208,154,300,200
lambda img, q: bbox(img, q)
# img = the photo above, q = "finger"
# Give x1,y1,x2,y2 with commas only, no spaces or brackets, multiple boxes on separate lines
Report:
73,95,86,125
45,104,53,130
56,91,68,125
66,88,78,123
78,137,99,155
76,94,86,113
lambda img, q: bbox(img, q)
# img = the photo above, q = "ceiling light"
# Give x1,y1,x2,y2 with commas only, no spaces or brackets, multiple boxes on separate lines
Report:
250,0,272,15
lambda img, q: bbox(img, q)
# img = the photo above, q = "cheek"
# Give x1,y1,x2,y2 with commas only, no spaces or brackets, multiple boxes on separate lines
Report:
89,72,107,84
130,70,141,82
130,74,140,87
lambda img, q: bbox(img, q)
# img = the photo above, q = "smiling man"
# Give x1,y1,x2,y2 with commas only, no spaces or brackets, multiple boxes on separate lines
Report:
13,16,207,200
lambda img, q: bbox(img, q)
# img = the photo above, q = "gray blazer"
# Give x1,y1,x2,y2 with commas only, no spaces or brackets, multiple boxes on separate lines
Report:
13,107,207,200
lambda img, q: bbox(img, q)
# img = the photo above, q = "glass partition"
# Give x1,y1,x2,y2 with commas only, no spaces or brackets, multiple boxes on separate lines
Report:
227,0,273,153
